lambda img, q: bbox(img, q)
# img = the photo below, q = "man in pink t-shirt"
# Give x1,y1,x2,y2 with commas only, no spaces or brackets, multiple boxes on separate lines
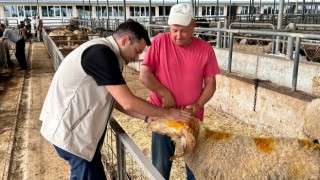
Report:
139,3,220,180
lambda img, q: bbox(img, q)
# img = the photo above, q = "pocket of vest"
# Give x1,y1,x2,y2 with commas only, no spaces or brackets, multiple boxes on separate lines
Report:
70,109,90,131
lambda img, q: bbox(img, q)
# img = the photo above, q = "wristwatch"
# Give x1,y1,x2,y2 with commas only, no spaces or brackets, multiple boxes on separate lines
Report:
144,116,149,123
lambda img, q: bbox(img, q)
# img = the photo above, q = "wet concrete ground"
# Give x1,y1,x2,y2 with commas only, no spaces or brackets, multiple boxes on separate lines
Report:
0,41,69,180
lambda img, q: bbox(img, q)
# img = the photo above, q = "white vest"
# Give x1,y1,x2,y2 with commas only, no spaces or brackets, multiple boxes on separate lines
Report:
40,36,124,161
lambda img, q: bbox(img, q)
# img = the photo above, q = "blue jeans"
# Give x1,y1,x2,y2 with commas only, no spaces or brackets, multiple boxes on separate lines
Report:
152,132,196,180
54,145,106,180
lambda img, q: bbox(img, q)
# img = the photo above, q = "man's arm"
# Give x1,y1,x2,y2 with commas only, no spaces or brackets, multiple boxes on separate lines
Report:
106,84,191,121
139,65,176,108
114,102,145,120
191,76,217,113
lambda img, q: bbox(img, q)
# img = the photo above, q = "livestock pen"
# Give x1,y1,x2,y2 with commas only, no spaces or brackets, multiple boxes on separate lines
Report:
40,19,320,179
41,24,275,179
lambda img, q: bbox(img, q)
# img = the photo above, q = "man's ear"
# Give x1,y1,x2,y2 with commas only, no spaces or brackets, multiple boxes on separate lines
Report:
190,19,196,28
120,35,130,46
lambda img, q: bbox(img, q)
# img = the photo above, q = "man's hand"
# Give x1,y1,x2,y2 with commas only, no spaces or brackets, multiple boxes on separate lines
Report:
188,103,202,115
165,108,192,122
147,108,191,122
159,89,176,108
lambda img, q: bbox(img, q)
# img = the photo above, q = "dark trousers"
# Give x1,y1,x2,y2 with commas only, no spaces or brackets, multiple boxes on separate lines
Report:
152,132,196,180
54,145,107,180
4,44,14,66
15,39,27,69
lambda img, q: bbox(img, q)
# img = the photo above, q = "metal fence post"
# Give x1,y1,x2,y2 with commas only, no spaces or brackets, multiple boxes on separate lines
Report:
286,23,296,60
223,20,228,48
292,37,301,91
216,21,222,48
116,133,126,180
228,32,234,73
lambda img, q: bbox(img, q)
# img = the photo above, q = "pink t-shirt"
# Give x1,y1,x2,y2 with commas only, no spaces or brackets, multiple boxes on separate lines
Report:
142,33,220,120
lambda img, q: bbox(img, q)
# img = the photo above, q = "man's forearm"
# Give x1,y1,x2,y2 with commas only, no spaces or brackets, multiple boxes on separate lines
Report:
196,77,217,107
114,102,145,120
197,85,216,107
139,66,169,95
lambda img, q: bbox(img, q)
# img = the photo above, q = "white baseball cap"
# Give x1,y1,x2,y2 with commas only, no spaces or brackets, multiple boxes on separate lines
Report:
168,3,194,26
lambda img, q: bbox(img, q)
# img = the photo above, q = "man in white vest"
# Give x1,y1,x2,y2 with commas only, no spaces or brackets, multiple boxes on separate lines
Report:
40,20,192,179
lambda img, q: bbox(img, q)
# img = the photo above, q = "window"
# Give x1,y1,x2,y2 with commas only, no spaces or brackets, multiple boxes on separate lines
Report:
108,7,112,16
159,6,171,16
48,6,54,17
3,5,18,17
254,6,260,14
141,7,145,17
25,6,31,17
3,5,38,17
241,6,249,14
113,6,119,16
298,5,317,14
274,6,279,14
264,6,273,14
76,5,91,19
119,7,124,16
147,7,155,16
129,7,134,16
18,6,24,17
31,6,38,16
263,6,279,14
202,6,214,16
42,6,48,17
97,6,124,17
130,6,155,17
61,6,67,16
135,7,140,16
285,5,294,14
101,6,107,16
263,6,271,14
4,6,11,17
202,6,223,16
129,6,152,17
218,6,224,15
55,6,61,17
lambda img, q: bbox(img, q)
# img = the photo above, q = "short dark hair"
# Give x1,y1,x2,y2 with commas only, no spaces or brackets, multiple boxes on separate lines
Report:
113,19,151,46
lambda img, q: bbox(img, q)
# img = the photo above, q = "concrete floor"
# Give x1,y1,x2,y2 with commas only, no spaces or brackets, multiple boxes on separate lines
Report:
0,41,69,180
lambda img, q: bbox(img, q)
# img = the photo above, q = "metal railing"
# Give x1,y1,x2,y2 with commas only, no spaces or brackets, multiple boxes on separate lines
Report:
4,18,18,27
197,14,320,24
25,19,320,93
144,23,320,91
43,29,65,70
104,117,164,180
